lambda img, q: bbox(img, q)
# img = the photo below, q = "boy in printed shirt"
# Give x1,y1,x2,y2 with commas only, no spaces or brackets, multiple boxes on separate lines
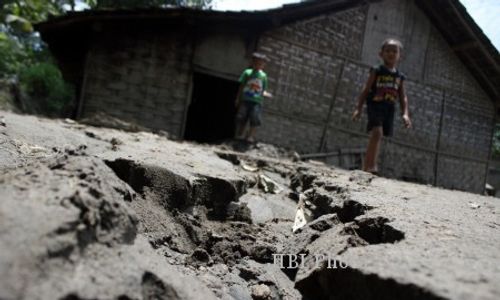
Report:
235,52,270,143
352,38,412,174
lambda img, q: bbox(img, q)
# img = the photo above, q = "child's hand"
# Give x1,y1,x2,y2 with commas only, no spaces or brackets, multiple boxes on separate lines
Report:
402,114,412,128
352,109,361,121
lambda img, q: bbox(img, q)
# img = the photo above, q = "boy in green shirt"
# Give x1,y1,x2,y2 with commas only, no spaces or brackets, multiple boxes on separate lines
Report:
235,52,270,143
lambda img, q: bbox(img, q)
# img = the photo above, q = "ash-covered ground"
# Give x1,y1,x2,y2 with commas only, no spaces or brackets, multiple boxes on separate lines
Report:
1,111,499,300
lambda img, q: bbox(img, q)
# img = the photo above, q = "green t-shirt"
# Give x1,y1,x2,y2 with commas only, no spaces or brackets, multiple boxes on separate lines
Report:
239,68,268,104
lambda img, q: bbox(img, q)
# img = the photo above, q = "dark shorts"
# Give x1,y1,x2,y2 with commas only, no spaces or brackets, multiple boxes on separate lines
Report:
366,102,395,137
237,101,262,127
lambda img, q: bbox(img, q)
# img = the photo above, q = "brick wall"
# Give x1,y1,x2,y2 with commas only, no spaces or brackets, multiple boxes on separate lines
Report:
257,1,495,194
257,6,369,153
77,0,495,194
82,31,192,137
270,6,367,60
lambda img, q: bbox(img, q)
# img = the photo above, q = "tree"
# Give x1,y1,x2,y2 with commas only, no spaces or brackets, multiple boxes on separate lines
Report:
0,0,212,115
88,0,213,9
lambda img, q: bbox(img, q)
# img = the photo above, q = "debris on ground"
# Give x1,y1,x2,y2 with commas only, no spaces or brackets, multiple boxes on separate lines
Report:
0,111,499,300
292,194,308,233
258,174,284,194
241,162,259,172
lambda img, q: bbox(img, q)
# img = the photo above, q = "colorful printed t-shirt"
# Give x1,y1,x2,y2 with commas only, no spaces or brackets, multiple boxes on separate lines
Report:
367,65,406,105
239,68,268,104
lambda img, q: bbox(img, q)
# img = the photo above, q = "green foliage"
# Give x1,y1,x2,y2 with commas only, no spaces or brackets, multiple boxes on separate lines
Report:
0,32,31,76
0,1,75,115
0,0,213,116
20,62,73,113
1,0,63,32
90,0,213,9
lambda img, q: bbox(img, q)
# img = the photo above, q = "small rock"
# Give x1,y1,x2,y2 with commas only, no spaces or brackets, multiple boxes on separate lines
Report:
307,213,341,232
226,202,252,223
251,284,271,300
84,130,96,138
250,243,276,263
110,137,123,151
468,202,481,209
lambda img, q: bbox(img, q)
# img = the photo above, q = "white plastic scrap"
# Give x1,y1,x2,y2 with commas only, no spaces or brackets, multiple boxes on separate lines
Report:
468,202,481,209
292,207,307,233
292,194,308,233
241,163,259,172
258,174,283,194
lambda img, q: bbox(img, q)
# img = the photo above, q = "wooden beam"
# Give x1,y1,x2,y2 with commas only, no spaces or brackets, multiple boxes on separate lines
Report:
75,50,91,119
434,89,446,186
319,60,346,152
483,113,497,193
458,53,500,100
447,0,500,73
451,40,478,52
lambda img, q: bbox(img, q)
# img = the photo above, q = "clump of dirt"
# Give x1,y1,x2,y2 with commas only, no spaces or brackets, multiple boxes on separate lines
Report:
220,140,300,161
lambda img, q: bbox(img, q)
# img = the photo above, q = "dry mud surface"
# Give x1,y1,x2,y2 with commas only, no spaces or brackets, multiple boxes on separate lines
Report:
0,111,499,300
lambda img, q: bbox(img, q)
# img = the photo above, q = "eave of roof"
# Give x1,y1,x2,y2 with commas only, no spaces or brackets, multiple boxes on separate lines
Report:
35,0,377,32
35,0,500,107
415,0,500,107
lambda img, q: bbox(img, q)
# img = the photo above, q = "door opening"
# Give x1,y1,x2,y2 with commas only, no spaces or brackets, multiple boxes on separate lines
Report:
184,72,239,143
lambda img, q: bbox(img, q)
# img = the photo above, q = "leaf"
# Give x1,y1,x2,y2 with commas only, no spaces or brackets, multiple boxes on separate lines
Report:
5,14,33,33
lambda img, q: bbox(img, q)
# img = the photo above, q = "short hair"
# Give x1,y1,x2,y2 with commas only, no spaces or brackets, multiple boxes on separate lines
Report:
381,38,403,51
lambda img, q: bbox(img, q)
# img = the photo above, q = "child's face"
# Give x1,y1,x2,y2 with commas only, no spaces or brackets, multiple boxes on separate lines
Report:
252,58,266,70
379,44,401,66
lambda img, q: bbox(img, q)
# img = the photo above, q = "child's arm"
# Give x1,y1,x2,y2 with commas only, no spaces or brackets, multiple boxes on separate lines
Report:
398,81,411,128
352,71,376,121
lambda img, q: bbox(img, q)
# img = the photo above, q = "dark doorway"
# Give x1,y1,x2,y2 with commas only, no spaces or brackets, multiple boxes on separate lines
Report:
184,72,240,143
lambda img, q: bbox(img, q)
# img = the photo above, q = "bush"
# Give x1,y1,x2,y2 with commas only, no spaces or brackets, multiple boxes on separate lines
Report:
0,32,30,76
20,62,73,114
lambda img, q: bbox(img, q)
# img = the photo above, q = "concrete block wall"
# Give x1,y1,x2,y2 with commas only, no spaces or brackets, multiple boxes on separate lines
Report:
75,0,494,194
260,112,324,154
436,156,486,193
258,0,495,193
380,143,436,184
82,31,192,137
270,5,368,60
257,6,368,153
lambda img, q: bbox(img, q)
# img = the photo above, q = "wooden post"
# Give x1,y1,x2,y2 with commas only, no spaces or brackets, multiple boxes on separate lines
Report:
483,113,497,194
75,50,91,120
434,89,446,186
318,59,346,152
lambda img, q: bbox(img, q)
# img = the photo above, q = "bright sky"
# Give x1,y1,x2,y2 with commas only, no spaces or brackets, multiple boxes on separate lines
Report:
213,0,500,51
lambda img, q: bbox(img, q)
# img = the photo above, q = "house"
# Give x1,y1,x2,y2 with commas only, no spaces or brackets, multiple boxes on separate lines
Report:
36,0,500,194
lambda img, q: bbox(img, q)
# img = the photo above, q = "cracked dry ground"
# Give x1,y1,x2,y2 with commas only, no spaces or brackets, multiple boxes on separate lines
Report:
0,111,499,300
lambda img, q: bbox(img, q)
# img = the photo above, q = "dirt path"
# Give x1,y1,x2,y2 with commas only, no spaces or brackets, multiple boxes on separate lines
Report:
0,111,499,300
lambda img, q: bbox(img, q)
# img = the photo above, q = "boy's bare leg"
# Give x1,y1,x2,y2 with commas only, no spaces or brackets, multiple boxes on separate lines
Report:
236,122,247,139
246,127,257,142
363,127,383,172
